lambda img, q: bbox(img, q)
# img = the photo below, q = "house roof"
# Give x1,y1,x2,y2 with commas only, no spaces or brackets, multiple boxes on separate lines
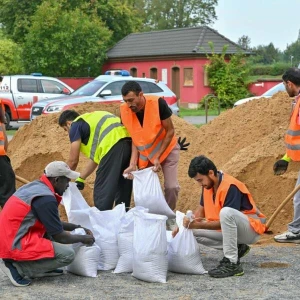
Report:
107,26,249,59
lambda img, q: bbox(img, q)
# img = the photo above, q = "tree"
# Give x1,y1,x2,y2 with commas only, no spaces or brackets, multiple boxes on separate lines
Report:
250,43,281,64
142,0,218,30
0,37,24,74
237,35,251,50
0,0,43,42
0,0,142,44
22,1,111,77
284,41,300,67
205,43,250,108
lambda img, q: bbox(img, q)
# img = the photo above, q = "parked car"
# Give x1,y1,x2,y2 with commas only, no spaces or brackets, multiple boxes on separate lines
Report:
30,75,179,120
0,74,73,128
233,83,285,107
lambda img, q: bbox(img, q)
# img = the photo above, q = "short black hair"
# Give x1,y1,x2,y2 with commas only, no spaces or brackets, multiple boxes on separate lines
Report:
282,68,300,86
121,81,142,96
188,155,218,178
58,110,80,126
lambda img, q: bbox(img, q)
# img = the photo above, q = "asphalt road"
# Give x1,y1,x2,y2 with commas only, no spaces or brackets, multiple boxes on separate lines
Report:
0,244,299,299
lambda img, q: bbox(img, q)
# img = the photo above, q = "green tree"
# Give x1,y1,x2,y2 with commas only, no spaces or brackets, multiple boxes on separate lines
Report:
284,41,300,67
205,43,250,108
0,0,43,42
237,35,251,50
0,36,24,74
250,43,281,64
142,0,218,30
22,1,111,77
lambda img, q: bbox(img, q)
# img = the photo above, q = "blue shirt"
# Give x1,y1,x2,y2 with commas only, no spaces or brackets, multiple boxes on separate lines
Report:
69,119,90,145
31,195,64,236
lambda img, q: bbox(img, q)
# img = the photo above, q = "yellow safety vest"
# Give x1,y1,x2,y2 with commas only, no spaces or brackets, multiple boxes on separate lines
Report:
74,111,130,164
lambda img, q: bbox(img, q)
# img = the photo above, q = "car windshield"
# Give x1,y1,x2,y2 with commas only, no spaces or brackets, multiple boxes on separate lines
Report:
262,83,285,97
72,80,107,96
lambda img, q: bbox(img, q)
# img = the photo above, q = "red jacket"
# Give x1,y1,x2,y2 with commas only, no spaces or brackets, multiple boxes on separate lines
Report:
0,175,62,261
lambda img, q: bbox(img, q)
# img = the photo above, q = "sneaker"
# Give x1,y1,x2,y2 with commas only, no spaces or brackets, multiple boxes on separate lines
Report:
274,231,300,243
0,260,31,287
208,257,244,278
238,244,250,259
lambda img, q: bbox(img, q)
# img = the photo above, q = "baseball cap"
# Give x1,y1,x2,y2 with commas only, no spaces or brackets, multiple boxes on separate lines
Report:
44,161,80,180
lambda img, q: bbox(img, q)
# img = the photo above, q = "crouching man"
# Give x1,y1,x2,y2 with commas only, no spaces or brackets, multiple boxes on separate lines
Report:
0,161,95,287
173,155,266,278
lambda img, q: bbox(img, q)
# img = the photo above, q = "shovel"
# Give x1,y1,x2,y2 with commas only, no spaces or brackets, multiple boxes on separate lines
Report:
265,184,300,232
15,175,30,185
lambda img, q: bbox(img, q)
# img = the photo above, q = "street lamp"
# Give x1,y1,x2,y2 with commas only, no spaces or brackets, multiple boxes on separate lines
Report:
291,55,294,67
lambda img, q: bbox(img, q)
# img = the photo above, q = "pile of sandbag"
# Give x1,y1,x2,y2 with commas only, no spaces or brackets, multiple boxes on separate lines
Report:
62,170,207,282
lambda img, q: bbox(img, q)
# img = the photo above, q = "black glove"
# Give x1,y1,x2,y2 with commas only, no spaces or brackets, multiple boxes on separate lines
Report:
75,178,85,190
178,136,190,151
273,160,289,175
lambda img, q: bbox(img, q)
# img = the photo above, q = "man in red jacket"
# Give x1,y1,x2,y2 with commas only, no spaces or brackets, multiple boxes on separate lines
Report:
0,161,95,287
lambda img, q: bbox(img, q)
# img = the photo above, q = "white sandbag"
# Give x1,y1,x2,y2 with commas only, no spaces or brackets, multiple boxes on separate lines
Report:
89,204,126,271
131,168,175,218
67,229,101,278
132,211,168,283
114,207,148,274
62,183,93,230
168,211,207,275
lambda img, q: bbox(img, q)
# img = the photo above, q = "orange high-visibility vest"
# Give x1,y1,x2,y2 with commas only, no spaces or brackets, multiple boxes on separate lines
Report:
203,172,266,234
120,96,177,168
285,96,300,161
0,99,6,156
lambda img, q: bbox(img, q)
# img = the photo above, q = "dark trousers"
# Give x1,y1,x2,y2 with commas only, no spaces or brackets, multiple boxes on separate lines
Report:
0,155,16,208
94,139,132,211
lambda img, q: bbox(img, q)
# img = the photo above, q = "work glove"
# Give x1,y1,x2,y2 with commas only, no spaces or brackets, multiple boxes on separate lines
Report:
178,136,190,151
75,177,85,190
273,160,289,175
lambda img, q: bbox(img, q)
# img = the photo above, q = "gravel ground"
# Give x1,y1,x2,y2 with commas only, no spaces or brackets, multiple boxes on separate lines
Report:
1,244,300,300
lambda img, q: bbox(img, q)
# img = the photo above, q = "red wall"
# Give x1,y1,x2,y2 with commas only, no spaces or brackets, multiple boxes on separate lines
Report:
103,59,213,105
58,77,94,90
248,80,281,96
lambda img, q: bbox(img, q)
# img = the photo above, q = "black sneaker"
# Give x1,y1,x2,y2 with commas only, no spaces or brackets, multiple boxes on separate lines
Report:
238,244,250,259
208,257,244,278
0,260,31,287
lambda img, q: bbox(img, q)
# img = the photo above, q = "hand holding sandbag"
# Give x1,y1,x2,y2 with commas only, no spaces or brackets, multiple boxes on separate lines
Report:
75,177,85,190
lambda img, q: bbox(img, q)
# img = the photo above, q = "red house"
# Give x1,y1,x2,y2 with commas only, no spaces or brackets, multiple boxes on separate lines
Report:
103,26,248,108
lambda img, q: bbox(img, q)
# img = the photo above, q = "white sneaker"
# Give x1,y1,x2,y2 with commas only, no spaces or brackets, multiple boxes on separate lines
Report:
274,231,300,243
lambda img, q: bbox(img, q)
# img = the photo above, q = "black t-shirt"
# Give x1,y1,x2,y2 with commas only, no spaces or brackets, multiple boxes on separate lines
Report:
135,97,172,126
31,195,64,236
69,119,90,145
200,172,253,211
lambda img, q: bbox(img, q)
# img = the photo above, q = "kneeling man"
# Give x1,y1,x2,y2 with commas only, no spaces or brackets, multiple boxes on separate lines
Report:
173,155,266,278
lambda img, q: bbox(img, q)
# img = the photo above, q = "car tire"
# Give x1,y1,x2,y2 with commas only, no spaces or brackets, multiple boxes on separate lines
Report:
5,112,11,130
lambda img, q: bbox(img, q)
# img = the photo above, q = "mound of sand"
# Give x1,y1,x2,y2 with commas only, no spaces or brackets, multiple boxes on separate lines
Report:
8,93,297,243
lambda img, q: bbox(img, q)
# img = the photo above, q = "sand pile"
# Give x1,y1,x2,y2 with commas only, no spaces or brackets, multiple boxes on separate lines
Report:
8,93,298,243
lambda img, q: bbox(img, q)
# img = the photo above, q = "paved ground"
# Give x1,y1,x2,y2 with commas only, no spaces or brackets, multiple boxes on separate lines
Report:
0,244,299,300
182,116,218,125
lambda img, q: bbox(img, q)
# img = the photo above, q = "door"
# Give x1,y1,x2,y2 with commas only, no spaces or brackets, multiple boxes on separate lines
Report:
13,78,40,120
150,68,157,80
172,67,180,100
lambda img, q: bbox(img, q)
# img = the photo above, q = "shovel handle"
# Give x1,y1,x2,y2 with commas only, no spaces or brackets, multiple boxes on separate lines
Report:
15,175,30,185
266,184,300,230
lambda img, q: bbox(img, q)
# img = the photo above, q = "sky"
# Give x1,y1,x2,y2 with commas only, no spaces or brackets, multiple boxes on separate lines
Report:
212,0,300,51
